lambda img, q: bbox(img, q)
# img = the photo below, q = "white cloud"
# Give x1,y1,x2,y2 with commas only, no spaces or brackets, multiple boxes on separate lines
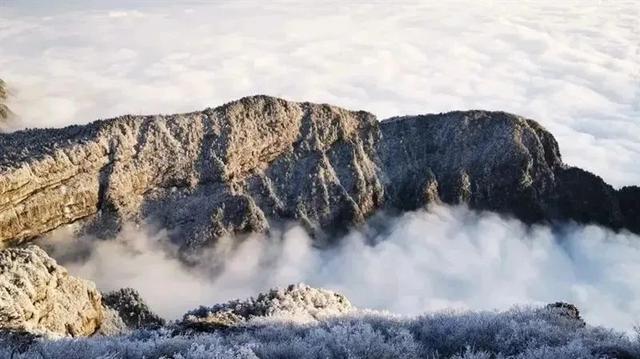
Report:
41,205,640,332
0,1,638,187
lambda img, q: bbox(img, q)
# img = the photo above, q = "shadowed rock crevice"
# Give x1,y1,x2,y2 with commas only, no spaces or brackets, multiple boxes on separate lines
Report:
0,96,637,248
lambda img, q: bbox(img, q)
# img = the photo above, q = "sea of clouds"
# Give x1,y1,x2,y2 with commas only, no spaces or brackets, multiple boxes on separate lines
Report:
41,205,640,332
1,1,638,187
3,0,640,334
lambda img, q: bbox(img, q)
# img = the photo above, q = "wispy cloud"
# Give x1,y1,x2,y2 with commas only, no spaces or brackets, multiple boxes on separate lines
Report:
41,205,640,332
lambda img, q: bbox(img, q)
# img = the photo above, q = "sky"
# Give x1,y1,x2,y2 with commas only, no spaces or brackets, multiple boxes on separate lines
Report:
0,0,638,188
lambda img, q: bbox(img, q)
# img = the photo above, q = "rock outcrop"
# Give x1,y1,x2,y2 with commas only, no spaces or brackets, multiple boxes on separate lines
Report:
544,302,585,327
379,112,638,230
103,288,165,329
180,284,352,330
0,245,104,337
0,96,637,248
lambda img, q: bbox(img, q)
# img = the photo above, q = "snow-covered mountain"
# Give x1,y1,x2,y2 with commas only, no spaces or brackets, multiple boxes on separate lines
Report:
1,96,637,250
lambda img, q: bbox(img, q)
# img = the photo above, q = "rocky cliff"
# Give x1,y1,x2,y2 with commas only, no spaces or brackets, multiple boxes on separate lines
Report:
379,112,638,229
0,96,637,248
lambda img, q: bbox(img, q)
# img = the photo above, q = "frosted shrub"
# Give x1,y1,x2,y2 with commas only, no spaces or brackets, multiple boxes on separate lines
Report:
181,284,352,330
1,305,639,358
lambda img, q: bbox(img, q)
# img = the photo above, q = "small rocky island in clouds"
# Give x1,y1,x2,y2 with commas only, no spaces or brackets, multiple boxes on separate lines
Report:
0,76,639,357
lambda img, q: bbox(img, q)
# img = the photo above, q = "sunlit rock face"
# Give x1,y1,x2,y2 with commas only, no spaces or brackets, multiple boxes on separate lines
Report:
0,245,105,337
0,96,383,248
0,96,637,248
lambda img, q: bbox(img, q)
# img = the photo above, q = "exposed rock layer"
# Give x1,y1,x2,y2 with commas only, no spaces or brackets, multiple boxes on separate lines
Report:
0,245,104,337
0,96,637,247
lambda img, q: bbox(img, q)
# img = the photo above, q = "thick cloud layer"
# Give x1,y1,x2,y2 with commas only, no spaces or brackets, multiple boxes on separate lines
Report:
41,205,640,332
1,1,638,187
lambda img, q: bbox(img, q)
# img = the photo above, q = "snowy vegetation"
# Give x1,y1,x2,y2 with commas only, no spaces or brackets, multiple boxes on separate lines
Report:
181,284,353,329
1,305,638,359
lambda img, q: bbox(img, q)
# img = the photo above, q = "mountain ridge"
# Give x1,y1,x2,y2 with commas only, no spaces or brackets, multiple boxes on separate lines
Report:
0,95,637,248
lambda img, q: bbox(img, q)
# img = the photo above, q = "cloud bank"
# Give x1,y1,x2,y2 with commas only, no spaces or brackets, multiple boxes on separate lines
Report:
40,205,640,332
1,1,638,187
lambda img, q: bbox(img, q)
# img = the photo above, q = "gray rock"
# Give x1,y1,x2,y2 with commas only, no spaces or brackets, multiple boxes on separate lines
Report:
102,288,165,329
180,283,352,330
0,245,105,337
544,302,585,327
379,112,639,230
0,96,637,249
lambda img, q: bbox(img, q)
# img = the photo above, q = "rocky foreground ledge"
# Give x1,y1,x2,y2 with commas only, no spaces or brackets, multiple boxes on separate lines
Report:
0,244,587,339
0,95,638,248
3,245,637,359
0,244,353,338
0,245,166,338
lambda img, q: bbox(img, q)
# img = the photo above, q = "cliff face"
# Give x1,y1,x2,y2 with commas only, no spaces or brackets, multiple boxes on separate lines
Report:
0,96,383,248
0,96,637,248
379,112,637,230
379,112,563,221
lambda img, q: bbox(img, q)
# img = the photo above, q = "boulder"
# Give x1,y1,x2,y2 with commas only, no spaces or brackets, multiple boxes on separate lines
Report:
0,245,104,337
544,302,585,327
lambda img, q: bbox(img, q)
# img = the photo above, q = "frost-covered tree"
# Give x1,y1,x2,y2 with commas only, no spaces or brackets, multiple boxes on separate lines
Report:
0,304,638,359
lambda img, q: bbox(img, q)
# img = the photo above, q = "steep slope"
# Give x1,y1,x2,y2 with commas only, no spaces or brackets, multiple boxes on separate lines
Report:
0,96,383,248
379,112,635,229
0,96,637,248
